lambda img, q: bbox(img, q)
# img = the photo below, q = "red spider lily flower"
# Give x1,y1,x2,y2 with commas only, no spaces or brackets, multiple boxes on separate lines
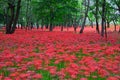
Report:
32,74,42,79
107,76,119,80
80,78,88,80
33,59,42,69
4,77,12,80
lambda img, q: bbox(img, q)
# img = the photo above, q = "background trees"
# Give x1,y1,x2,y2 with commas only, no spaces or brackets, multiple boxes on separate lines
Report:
0,0,21,34
0,0,120,34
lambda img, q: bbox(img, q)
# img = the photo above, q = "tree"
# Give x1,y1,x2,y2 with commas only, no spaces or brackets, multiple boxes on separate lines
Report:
5,0,21,34
101,0,106,37
80,0,90,33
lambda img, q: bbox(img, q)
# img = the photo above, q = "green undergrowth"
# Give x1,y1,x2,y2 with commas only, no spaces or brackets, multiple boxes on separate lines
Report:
49,59,66,71
36,69,59,80
0,68,10,77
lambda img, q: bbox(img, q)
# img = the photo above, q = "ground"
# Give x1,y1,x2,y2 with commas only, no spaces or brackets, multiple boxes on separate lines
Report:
0,27,120,80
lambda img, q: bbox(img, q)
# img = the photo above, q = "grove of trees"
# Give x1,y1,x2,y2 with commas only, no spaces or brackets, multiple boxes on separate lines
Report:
0,0,120,35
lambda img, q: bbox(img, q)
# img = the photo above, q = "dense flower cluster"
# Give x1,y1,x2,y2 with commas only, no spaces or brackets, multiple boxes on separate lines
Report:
0,28,120,80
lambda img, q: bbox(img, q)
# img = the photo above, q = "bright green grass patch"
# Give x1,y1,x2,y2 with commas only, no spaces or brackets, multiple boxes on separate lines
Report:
88,72,106,80
0,68,10,77
36,69,59,80
49,59,66,71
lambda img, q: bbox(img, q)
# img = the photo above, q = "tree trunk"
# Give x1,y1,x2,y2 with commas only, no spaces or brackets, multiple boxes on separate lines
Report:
95,0,100,33
45,24,49,29
6,0,21,34
101,0,106,37
113,20,116,31
49,23,53,31
73,19,77,32
11,0,21,33
74,27,77,32
80,0,90,33
107,21,110,28
36,22,39,29
105,20,107,38
6,3,15,34
49,10,54,31
31,22,33,29
61,25,63,31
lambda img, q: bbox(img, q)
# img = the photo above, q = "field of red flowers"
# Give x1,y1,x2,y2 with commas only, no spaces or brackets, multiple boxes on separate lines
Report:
0,27,120,80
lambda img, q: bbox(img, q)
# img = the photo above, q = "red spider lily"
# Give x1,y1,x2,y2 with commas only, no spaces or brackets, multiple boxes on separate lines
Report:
0,28,119,79
80,78,88,80
32,74,42,79
107,76,119,80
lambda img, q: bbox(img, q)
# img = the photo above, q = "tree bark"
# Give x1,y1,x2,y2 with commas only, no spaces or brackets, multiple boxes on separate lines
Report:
49,23,53,31
6,3,15,34
6,0,21,34
107,21,110,28
95,0,100,33
105,20,107,38
113,20,116,31
49,10,54,31
80,0,90,33
101,0,106,37
36,21,39,29
61,25,63,31
45,24,49,29
11,0,21,33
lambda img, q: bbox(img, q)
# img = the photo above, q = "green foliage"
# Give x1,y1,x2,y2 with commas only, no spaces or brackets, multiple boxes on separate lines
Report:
31,0,80,26
36,69,59,80
0,68,10,77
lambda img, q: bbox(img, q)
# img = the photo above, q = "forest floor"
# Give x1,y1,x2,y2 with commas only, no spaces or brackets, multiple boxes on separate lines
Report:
0,26,120,80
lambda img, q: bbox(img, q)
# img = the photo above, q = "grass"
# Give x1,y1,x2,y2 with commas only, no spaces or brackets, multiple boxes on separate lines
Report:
36,70,59,80
49,59,66,71
0,68,10,77
33,47,40,53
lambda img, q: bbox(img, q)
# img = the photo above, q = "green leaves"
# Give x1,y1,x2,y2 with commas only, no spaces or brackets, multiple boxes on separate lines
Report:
31,0,80,26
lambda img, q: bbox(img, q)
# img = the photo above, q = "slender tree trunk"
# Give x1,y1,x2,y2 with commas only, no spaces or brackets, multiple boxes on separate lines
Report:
61,25,63,31
113,20,116,31
95,0,100,33
26,0,31,30
101,0,106,37
80,0,90,33
107,21,110,28
31,22,33,29
73,19,77,32
45,24,49,29
74,27,77,32
49,23,53,31
36,22,39,29
49,10,54,31
105,20,107,38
